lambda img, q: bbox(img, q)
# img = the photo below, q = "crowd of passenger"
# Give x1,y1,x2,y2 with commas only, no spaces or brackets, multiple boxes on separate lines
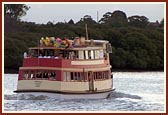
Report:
24,49,108,60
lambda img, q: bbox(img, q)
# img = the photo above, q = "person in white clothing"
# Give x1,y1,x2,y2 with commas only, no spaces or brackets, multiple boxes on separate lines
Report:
24,52,27,58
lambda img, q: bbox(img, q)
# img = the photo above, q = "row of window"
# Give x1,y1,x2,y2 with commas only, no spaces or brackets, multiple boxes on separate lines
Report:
22,70,111,81
23,71,56,80
28,49,107,60
63,71,111,82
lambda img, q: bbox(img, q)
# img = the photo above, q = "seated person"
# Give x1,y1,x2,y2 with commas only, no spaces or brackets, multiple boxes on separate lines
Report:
38,54,43,58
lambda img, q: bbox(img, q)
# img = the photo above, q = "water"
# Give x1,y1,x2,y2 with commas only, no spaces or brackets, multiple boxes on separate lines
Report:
3,72,165,112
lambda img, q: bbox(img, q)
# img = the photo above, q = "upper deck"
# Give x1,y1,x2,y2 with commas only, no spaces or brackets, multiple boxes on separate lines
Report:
22,37,112,69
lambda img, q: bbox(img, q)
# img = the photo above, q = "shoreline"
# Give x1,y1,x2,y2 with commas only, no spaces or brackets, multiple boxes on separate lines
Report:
112,69,164,72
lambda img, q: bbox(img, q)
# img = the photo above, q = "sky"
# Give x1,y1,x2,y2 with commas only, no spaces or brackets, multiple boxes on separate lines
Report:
20,3,165,24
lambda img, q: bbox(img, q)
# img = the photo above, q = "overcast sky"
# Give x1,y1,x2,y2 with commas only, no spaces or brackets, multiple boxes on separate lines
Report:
20,3,165,24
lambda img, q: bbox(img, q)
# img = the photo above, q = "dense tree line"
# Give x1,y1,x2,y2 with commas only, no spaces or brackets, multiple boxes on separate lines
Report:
4,4,164,73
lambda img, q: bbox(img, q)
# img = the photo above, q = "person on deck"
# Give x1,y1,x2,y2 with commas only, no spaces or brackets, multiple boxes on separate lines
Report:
24,52,27,58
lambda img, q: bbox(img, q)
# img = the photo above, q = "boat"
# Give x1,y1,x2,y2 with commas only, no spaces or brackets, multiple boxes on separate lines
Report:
14,36,115,99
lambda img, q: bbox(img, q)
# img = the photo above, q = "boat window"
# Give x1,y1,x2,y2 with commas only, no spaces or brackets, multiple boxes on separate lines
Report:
30,71,35,79
87,50,95,60
64,49,105,60
43,71,48,79
102,72,105,79
63,72,67,81
68,51,76,59
77,72,82,81
49,50,54,57
63,72,71,81
54,50,60,58
74,72,78,80
91,71,110,80
90,50,94,59
85,50,89,59
80,72,85,81
74,51,78,59
94,50,100,59
39,49,54,58
36,71,42,79
64,72,86,82
42,71,56,80
78,50,84,59
30,50,38,57
99,49,104,58
88,50,91,59
93,72,97,80
22,70,57,80
63,71,91,82
29,49,105,60
48,71,56,80
23,71,29,80
85,72,88,81
29,49,61,58
66,72,71,81
106,43,112,53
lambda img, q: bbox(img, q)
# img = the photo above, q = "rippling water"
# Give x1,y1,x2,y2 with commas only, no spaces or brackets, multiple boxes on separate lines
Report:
3,72,165,112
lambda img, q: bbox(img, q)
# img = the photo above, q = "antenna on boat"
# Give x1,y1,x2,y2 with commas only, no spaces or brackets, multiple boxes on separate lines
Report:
97,11,99,23
37,40,40,66
85,24,89,40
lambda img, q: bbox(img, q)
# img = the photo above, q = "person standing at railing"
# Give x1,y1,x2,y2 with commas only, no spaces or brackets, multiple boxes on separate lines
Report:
24,51,27,58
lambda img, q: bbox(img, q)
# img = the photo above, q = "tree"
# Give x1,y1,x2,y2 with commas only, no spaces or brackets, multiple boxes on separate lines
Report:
110,10,128,27
160,18,164,27
47,21,54,27
76,15,97,25
128,15,149,28
99,10,128,27
4,4,30,20
68,19,75,24
99,12,112,24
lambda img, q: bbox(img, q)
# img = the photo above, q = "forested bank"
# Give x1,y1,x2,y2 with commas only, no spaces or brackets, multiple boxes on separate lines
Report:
4,4,164,73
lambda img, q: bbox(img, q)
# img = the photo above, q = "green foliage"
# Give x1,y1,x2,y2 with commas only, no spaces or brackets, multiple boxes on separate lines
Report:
4,32,43,71
160,18,164,27
128,15,149,28
68,19,75,24
4,4,30,20
76,15,97,26
99,10,128,27
4,10,164,73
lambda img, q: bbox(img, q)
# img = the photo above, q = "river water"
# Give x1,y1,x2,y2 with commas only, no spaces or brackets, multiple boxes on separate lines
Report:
3,72,165,112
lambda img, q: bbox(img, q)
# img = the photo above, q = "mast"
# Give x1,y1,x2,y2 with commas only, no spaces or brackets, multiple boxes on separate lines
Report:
97,11,99,23
85,24,89,40
37,40,40,66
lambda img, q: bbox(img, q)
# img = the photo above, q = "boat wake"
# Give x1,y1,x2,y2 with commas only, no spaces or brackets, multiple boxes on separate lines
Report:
107,91,142,100
5,92,164,111
4,91,142,101
4,94,49,100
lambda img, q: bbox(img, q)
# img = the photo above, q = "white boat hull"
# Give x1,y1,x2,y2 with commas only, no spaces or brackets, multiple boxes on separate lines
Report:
15,88,115,99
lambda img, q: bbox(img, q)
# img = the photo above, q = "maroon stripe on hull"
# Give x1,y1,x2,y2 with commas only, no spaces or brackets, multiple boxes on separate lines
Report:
14,88,115,94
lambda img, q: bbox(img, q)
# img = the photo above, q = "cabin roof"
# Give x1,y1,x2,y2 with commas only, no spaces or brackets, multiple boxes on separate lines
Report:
29,46,103,50
86,40,109,44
